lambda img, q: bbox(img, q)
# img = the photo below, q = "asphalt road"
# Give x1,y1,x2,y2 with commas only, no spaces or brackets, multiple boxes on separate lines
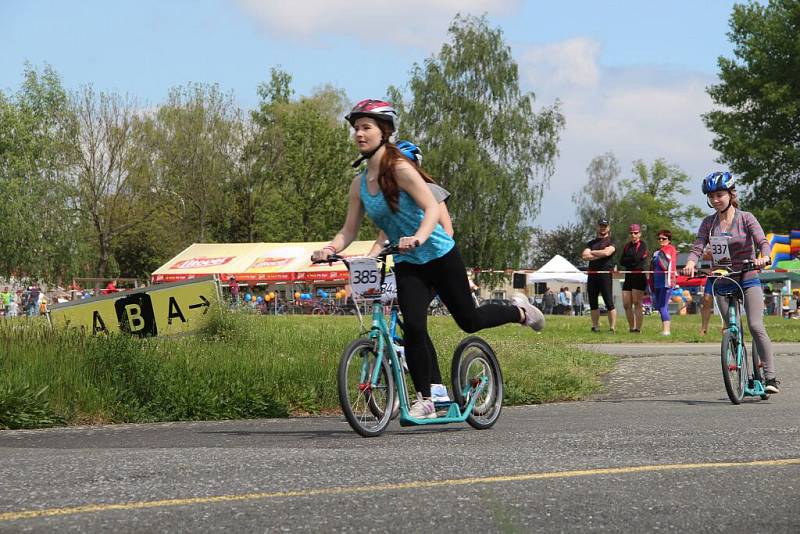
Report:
1,343,798,532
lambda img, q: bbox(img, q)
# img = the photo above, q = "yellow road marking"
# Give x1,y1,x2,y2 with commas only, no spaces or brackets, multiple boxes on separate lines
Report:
2,457,799,522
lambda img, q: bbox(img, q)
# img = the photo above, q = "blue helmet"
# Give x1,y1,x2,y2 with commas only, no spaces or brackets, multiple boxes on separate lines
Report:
396,140,422,165
702,172,735,194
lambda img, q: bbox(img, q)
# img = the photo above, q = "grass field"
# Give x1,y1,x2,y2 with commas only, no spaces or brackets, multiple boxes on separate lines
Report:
534,311,798,343
0,310,793,429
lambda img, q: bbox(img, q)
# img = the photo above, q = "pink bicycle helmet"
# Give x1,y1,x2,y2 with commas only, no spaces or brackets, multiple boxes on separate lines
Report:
345,99,399,132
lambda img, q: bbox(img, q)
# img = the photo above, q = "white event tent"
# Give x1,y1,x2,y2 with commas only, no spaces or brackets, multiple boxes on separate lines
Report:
526,254,588,285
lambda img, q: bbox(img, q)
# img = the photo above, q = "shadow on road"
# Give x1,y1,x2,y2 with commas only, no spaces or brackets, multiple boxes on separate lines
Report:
592,397,770,406
197,429,354,439
197,425,466,439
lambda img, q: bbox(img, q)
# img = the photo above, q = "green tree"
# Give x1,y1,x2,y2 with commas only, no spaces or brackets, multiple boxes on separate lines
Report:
572,152,622,235
398,14,565,275
112,216,176,280
527,223,590,269
229,68,296,243
615,159,703,251
0,64,83,282
222,114,259,242
249,73,355,242
573,154,701,257
149,83,241,244
105,116,176,278
704,0,800,232
69,85,160,278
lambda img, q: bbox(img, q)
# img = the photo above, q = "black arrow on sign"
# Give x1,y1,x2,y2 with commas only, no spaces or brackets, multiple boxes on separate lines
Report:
189,295,210,314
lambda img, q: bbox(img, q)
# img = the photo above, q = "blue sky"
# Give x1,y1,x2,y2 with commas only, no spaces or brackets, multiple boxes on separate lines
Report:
1,0,744,230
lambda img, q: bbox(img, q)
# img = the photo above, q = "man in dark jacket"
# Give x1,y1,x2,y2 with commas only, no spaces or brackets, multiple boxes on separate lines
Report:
581,218,617,332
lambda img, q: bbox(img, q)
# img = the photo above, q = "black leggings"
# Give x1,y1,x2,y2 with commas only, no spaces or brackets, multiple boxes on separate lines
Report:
587,273,615,311
394,246,520,397
400,312,442,384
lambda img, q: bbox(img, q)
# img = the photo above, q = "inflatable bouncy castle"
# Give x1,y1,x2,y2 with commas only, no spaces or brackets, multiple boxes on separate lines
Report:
766,230,800,270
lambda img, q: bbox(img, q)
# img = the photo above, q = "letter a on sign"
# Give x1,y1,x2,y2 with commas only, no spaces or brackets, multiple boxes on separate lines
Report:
93,311,108,335
168,297,186,325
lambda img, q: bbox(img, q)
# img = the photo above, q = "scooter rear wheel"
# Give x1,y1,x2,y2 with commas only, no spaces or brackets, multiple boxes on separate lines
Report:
450,336,503,429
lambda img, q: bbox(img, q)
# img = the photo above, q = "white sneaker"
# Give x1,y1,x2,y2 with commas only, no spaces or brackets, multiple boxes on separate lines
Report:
408,394,437,419
765,378,780,394
512,293,545,332
430,384,450,402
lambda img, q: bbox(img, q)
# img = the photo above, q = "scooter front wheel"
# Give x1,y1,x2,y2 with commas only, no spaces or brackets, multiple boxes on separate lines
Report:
338,339,395,437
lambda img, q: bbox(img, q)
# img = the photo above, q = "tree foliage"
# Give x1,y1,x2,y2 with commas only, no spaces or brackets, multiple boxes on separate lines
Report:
149,83,241,243
704,0,800,232
0,64,81,282
1,18,571,285
572,153,702,258
398,14,564,275
249,72,355,242
572,152,622,233
527,223,590,269
70,86,159,277
616,159,703,250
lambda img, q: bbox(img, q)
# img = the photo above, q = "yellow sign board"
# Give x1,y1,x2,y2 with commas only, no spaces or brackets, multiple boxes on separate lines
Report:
49,277,220,337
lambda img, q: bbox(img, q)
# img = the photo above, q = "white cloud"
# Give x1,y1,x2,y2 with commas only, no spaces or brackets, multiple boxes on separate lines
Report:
519,39,719,230
235,0,520,48
568,75,715,162
521,37,601,89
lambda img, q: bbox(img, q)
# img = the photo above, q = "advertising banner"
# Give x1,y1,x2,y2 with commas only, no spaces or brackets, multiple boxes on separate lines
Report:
152,241,392,283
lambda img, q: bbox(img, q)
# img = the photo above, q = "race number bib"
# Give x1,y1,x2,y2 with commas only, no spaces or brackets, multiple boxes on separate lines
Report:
349,257,381,298
710,234,732,265
379,272,397,304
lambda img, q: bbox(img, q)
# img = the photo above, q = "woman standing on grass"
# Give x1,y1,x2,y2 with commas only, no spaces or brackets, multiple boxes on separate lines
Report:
682,172,778,393
619,223,649,332
311,99,545,420
650,229,677,336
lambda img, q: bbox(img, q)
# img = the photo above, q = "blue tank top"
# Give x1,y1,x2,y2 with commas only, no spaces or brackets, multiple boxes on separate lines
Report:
360,171,454,265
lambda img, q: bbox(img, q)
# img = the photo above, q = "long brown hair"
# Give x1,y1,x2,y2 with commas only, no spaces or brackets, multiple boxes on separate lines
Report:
374,121,436,212
729,188,739,208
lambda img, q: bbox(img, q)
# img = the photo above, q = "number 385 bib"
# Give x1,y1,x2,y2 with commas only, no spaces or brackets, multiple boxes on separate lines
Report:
348,257,381,298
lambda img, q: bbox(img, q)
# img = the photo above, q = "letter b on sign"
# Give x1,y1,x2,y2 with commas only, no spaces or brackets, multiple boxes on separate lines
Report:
115,294,157,337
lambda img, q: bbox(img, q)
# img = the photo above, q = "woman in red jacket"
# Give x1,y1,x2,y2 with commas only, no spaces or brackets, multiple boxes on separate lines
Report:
650,229,677,336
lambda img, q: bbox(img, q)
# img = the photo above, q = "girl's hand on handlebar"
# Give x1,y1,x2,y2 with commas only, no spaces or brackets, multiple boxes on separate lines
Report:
754,257,770,269
681,260,696,277
398,236,420,253
311,249,332,263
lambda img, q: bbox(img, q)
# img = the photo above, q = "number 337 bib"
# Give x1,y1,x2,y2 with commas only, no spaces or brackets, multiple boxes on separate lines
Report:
710,234,732,265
